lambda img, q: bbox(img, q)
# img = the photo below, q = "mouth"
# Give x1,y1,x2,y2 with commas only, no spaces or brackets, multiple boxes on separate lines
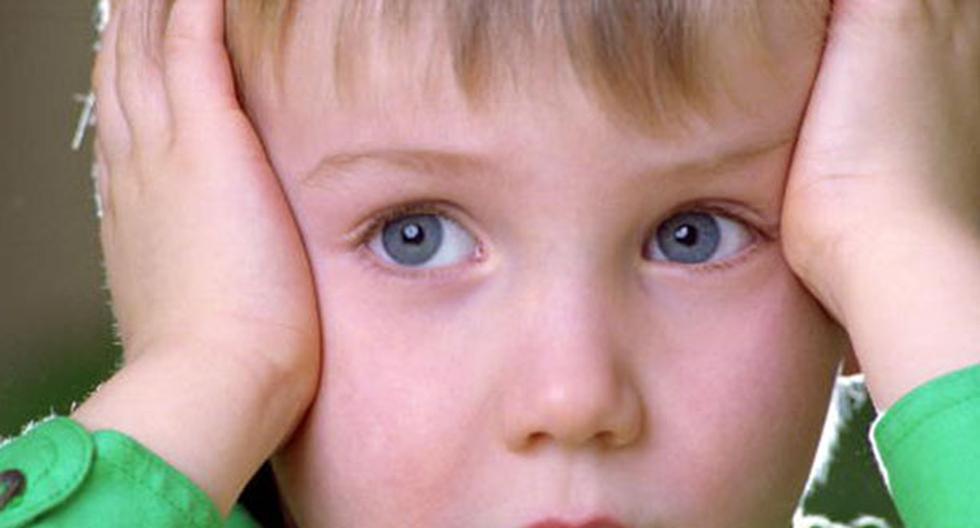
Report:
525,517,627,528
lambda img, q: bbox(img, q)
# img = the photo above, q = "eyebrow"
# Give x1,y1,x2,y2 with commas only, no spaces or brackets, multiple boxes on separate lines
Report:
303,148,493,186
302,133,797,186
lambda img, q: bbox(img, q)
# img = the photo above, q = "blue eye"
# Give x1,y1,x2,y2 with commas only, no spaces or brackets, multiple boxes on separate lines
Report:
646,211,754,264
368,213,478,268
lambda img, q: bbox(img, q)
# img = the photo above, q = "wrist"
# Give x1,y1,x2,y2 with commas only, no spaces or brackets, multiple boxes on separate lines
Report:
73,339,318,515
828,221,980,409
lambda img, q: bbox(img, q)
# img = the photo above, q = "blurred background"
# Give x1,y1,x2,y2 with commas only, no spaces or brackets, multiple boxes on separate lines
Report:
0,0,118,437
0,1,902,526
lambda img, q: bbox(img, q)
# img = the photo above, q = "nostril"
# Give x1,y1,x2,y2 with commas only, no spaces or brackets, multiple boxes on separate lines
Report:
526,431,550,448
595,430,617,447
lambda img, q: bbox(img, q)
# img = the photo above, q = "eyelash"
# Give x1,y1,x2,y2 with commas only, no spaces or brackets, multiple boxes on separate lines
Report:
349,200,773,279
350,200,486,281
649,202,773,274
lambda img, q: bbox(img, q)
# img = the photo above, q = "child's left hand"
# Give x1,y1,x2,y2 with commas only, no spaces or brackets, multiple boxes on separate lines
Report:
782,0,980,409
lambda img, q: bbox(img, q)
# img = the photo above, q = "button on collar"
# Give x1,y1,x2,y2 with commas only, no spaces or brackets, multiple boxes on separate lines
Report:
0,469,26,510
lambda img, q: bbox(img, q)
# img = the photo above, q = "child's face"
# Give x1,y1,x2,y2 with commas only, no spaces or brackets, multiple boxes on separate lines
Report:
243,2,847,526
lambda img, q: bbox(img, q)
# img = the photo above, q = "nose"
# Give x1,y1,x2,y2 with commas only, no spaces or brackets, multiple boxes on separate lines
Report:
501,279,644,452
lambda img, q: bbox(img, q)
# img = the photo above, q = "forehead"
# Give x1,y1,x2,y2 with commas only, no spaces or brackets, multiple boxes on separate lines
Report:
247,0,827,176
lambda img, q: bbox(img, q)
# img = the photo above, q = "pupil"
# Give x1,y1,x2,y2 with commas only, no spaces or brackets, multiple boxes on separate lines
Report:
402,223,424,244
674,224,699,246
382,214,443,266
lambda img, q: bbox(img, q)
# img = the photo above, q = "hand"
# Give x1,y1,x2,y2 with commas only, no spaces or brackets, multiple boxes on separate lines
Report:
74,0,320,513
782,0,980,409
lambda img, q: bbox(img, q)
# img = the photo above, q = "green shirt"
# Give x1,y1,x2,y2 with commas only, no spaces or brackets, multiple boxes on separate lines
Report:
0,419,256,528
2,364,979,527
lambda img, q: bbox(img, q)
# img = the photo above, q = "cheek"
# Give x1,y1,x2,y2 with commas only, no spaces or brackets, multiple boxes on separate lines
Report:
642,256,846,525
275,243,848,527
273,258,493,527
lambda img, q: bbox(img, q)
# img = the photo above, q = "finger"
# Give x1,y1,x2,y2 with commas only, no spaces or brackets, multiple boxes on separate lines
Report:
93,0,131,163
116,0,173,149
163,0,240,128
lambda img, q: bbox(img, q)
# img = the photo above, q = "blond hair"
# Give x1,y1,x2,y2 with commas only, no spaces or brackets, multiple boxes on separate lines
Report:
224,0,827,132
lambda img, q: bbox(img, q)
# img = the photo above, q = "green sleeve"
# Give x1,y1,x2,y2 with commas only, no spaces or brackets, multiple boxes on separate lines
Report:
872,363,980,528
0,417,258,528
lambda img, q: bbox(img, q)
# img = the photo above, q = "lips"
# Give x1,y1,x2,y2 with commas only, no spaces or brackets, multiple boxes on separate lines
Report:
525,517,627,528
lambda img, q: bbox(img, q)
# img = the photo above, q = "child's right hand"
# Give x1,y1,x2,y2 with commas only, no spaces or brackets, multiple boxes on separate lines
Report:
73,0,320,514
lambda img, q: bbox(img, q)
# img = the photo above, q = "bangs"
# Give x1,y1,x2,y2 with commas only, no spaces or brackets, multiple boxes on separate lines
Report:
226,0,828,134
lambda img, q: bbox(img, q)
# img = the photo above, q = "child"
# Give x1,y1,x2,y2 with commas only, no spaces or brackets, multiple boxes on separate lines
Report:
1,0,977,526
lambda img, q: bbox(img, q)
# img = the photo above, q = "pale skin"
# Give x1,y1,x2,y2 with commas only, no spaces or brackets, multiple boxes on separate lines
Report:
74,0,979,526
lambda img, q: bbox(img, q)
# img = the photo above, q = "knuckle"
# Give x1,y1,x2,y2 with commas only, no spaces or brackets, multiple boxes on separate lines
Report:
91,53,119,99
843,0,932,30
876,0,931,16
130,139,167,172
162,30,196,61
115,62,143,105
91,54,109,94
